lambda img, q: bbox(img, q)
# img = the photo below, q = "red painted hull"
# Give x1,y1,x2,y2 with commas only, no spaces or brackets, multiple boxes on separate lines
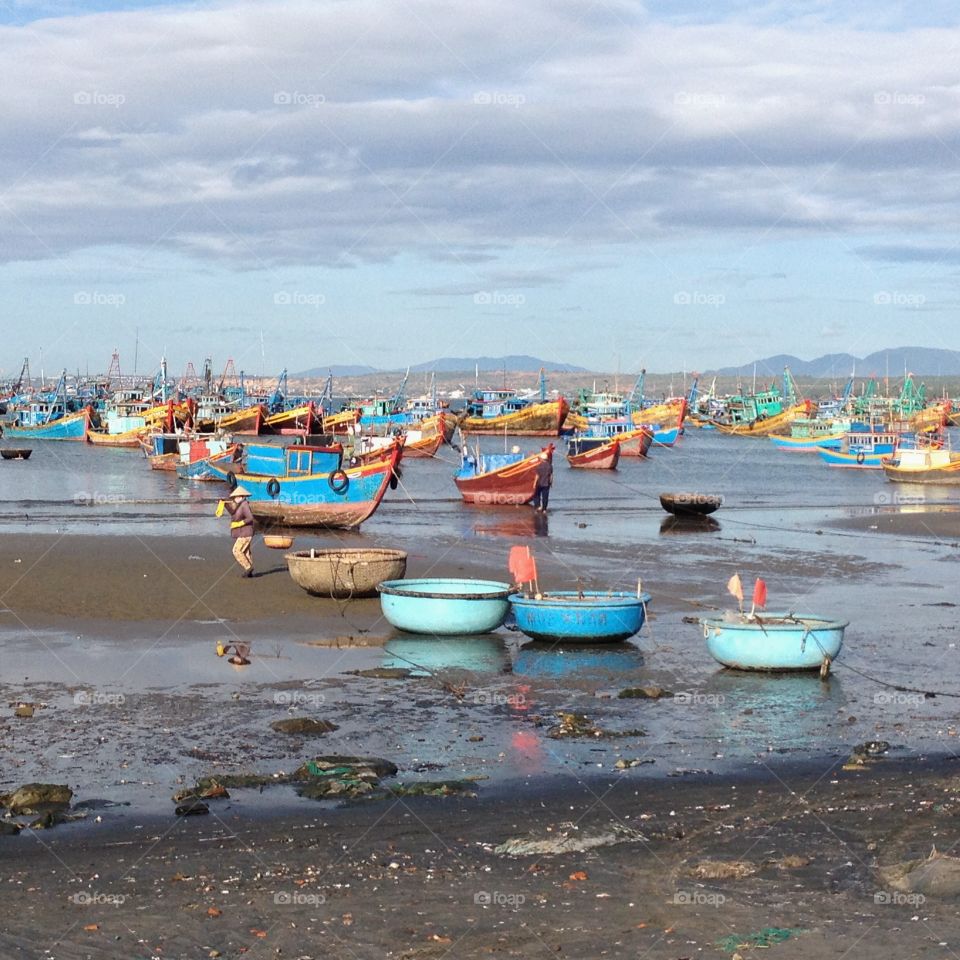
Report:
567,439,620,469
455,446,553,505
403,432,444,458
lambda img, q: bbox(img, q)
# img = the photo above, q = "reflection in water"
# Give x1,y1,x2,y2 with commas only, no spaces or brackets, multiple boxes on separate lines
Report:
470,508,549,539
696,670,847,749
659,516,721,536
511,640,644,678
382,633,510,674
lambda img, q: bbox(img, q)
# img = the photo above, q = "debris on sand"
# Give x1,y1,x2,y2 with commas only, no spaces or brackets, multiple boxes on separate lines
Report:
296,756,398,780
175,799,210,817
843,740,891,770
494,824,646,857
346,667,416,680
618,686,672,700
389,781,476,798
716,928,805,954
547,712,646,740
614,758,655,770
880,846,960,896
270,717,339,736
13,703,35,718
0,783,73,814
691,859,758,880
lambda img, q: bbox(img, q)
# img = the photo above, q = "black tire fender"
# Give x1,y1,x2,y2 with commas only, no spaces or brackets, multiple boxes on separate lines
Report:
329,470,349,494
267,477,281,498
225,470,238,491
856,450,865,465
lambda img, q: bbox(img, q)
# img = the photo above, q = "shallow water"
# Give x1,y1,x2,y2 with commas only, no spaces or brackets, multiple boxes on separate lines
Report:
3,428,960,812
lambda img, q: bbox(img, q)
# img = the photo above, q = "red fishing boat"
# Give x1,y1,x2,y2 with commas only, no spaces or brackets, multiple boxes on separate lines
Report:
454,444,554,505
566,436,620,469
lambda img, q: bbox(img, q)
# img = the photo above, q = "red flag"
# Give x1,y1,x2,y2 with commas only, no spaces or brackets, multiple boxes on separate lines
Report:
752,578,767,611
726,574,743,603
509,546,537,585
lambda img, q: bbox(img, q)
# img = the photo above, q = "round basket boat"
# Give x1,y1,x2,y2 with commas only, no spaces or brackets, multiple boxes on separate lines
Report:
377,578,511,635
0,449,32,460
263,535,294,550
286,548,407,598
509,591,651,643
659,492,723,516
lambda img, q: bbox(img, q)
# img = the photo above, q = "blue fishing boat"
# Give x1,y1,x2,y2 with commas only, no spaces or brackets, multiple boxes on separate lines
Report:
816,429,901,468
700,612,847,672
378,578,512,635
208,440,402,528
509,590,651,643
4,370,90,441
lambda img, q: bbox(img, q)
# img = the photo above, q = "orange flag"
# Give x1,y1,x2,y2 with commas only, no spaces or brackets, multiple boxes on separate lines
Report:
726,573,743,602
752,578,768,611
509,546,537,585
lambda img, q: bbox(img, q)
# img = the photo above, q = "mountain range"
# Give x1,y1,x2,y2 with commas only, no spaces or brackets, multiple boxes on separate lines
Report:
296,355,588,377
710,347,960,378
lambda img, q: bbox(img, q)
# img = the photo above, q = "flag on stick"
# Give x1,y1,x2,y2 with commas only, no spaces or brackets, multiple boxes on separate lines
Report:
752,578,767,613
509,546,538,593
727,573,744,613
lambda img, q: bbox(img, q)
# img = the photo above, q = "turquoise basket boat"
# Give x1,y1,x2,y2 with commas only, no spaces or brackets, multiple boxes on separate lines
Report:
700,612,847,672
377,578,512,635
509,591,651,643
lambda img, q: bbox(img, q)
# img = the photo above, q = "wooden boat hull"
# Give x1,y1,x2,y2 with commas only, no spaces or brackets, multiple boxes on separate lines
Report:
403,431,444,458
5,408,89,441
213,404,264,436
769,432,845,452
882,461,960,484
712,402,812,437
460,398,569,436
321,409,361,434
264,403,316,435
455,447,552,505
566,438,620,469
219,445,401,528
86,426,146,447
659,492,722,516
378,578,512,634
147,452,179,471
701,613,846,671
509,591,650,643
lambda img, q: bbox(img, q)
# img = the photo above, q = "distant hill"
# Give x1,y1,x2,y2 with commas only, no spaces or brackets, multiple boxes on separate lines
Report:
712,347,960,378
295,365,378,377
403,355,587,373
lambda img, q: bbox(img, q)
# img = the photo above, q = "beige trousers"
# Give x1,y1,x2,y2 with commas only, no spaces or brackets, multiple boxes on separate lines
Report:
232,536,253,572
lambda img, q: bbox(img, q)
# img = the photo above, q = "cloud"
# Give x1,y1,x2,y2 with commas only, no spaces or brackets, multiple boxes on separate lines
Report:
0,0,960,275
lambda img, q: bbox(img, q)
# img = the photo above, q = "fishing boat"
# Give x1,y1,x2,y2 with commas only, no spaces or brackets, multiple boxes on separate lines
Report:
378,578,512,634
143,433,236,472
566,435,620,469
0,448,32,460
768,417,851,452
459,370,569,436
211,440,402,528
454,444,554,505
659,492,723,516
816,429,903,469
87,393,183,447
509,590,651,643
5,405,90,441
263,401,319,435
700,612,847,672
175,445,240,481
881,444,960,484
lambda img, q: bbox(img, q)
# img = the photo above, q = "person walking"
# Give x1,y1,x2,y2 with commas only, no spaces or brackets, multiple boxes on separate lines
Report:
217,485,256,577
532,451,553,513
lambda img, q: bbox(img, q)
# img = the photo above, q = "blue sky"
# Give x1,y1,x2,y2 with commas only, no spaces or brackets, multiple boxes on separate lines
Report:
1,0,959,377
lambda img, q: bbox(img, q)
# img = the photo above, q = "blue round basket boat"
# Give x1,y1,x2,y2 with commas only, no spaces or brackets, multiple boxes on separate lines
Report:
377,578,512,635
508,591,651,643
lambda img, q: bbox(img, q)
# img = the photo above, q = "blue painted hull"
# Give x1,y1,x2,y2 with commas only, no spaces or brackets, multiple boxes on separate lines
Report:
5,410,88,440
701,613,846,670
770,433,843,451
651,426,680,446
816,448,890,469
378,579,511,635
509,591,651,643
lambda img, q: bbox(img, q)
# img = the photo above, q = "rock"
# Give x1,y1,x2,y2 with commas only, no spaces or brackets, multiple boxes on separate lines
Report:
882,847,960,896
13,704,34,718
618,686,672,700
270,718,339,736
614,758,655,770
175,799,210,817
0,783,73,814
296,756,398,781
547,712,646,740
855,740,890,756
771,855,811,870
73,799,131,810
297,779,380,800
692,860,758,880
495,824,646,857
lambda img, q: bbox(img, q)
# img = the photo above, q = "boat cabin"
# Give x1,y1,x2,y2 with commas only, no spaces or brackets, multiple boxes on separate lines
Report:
244,442,344,478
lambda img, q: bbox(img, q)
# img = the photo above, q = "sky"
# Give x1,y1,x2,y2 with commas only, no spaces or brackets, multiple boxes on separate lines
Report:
1,0,959,379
